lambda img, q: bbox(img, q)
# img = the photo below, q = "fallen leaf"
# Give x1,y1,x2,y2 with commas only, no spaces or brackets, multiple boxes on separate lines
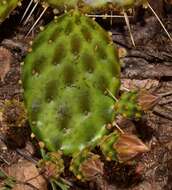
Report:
121,79,159,91
6,160,48,190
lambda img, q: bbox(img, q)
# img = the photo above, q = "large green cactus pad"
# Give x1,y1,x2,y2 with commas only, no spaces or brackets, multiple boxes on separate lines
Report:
43,0,147,12
22,10,120,155
0,0,21,23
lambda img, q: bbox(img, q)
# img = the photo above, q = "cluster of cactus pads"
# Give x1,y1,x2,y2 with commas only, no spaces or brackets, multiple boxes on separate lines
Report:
0,0,153,184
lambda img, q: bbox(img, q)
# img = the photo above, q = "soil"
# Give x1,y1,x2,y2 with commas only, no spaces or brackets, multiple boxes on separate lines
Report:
0,0,172,190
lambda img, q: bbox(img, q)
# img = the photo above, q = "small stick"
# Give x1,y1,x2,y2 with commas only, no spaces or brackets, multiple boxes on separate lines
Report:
16,149,38,164
123,10,136,47
148,2,172,41
158,90,172,97
113,122,125,134
159,98,172,105
86,14,132,18
106,88,118,102
153,105,172,121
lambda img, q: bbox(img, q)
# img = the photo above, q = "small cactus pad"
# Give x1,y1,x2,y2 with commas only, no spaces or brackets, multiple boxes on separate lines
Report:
22,10,120,155
44,0,147,12
0,0,21,23
114,91,142,119
100,132,119,160
70,149,103,180
38,151,64,179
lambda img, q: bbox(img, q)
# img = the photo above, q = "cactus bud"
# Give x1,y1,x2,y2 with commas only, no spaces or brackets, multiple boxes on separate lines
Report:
38,151,64,179
113,133,149,162
80,154,104,180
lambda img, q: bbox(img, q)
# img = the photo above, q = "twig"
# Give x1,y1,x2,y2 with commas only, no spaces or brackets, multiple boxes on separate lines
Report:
0,155,10,165
113,122,125,134
16,180,39,190
16,149,38,164
153,105,172,121
158,91,172,97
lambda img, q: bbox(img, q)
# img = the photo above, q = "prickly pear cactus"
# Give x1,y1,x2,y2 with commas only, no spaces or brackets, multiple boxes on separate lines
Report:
22,1,151,182
22,10,120,154
0,0,21,23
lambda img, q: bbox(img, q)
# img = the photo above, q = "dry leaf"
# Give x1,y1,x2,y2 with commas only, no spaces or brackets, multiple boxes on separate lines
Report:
121,79,159,91
6,160,48,190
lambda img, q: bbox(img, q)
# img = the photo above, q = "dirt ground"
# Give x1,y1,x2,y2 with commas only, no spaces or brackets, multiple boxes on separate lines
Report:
0,0,172,190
